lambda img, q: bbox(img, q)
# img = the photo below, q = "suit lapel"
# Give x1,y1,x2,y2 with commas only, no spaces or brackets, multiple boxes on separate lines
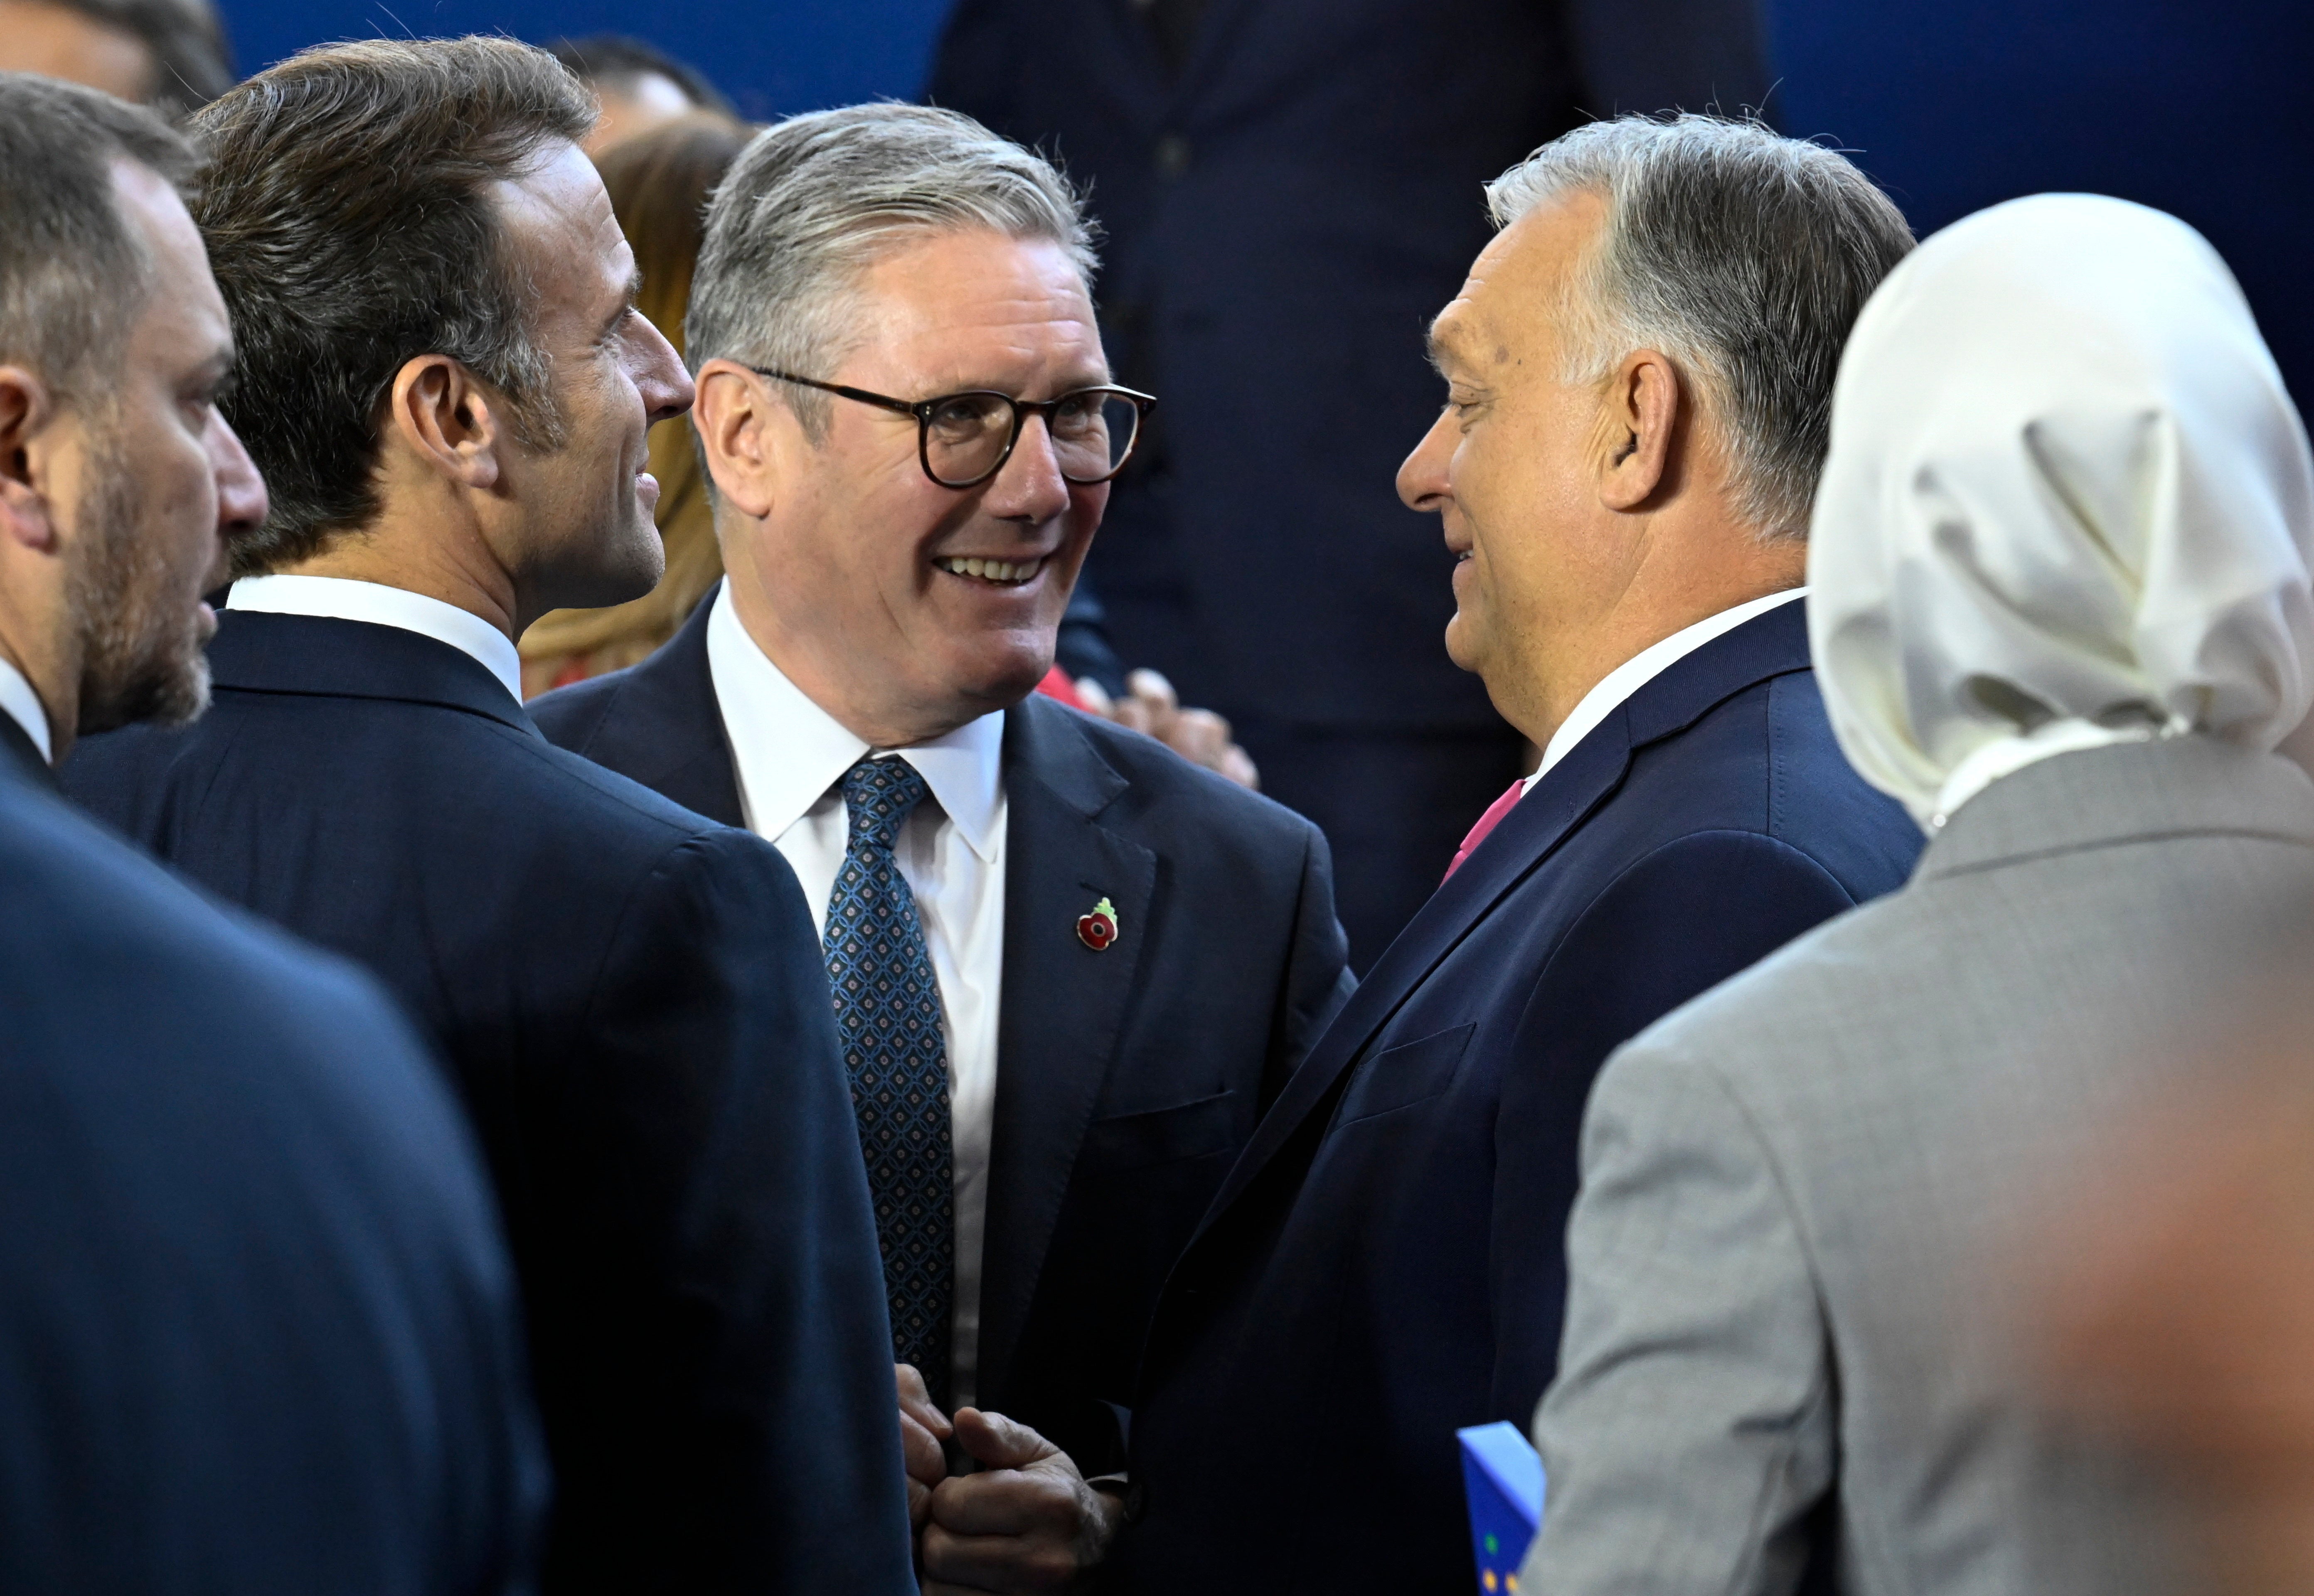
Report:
1183,722,1636,1242
1182,599,1821,1249
596,593,744,827
976,698,1157,1407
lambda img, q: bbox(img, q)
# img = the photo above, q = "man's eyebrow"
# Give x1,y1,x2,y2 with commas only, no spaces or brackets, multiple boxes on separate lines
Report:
601,270,643,335
1425,322,1470,377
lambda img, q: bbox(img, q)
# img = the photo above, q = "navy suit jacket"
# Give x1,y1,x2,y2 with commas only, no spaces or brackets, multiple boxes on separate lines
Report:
530,593,1356,1472
931,0,1771,732
64,612,914,1596
1113,602,1925,1594
1,717,545,1593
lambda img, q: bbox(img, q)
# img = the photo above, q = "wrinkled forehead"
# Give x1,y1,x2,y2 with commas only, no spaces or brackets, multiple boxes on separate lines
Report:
487,140,630,290
846,228,1107,379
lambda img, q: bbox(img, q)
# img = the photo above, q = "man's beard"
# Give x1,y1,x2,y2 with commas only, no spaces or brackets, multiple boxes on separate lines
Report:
65,424,212,735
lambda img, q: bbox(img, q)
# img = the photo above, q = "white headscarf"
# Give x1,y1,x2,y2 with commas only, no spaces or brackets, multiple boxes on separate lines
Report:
1808,193,2314,829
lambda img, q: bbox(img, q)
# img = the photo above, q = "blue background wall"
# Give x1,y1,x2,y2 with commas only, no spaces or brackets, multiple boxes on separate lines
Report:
212,0,2312,398
220,0,954,120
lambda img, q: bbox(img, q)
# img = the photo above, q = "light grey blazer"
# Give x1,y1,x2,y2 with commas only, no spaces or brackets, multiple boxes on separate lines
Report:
1522,736,2314,1596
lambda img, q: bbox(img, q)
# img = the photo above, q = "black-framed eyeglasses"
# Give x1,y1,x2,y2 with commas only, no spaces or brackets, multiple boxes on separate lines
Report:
746,367,1157,489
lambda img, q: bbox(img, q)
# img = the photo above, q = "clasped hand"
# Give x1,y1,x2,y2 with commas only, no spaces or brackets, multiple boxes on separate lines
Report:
897,1363,1125,1594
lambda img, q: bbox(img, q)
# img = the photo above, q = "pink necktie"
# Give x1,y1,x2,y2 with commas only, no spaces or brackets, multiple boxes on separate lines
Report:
1443,780,1526,880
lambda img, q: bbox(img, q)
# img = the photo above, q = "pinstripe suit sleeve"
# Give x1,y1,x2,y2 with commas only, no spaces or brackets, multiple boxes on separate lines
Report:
1521,1035,1834,1596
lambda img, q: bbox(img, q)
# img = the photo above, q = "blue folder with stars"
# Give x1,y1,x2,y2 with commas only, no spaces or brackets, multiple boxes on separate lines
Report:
1457,1421,1545,1594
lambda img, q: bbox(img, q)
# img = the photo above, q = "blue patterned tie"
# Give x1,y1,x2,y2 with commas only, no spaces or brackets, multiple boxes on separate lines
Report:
824,756,954,1405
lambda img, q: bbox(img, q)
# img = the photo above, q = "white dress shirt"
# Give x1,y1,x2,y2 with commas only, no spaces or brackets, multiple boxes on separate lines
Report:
706,583,1006,1407
228,574,525,704
0,657,53,765
1524,587,1808,794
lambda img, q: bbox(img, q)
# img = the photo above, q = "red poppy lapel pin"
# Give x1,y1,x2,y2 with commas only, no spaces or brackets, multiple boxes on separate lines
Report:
1076,896,1120,951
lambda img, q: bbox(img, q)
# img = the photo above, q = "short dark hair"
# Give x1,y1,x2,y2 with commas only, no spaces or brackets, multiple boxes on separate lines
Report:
549,34,732,119
190,37,595,575
0,72,198,401
46,0,235,121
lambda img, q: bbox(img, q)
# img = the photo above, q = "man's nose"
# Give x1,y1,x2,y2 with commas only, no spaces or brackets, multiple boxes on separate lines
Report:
1397,409,1455,513
636,317,696,427
211,410,268,538
983,412,1072,522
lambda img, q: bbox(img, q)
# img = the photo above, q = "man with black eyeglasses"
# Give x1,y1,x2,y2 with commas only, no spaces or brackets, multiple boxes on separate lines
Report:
529,103,1356,1588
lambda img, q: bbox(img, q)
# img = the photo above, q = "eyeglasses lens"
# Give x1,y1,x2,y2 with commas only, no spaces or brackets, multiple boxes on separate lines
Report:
923,392,1141,487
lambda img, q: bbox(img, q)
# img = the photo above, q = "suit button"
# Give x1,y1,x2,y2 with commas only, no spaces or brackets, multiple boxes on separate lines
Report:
1124,1480,1148,1524
1155,133,1191,179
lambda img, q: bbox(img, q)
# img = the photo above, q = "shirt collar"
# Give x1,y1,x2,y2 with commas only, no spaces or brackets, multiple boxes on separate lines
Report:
1525,586,1808,792
0,656,53,765
705,583,1005,859
227,574,524,705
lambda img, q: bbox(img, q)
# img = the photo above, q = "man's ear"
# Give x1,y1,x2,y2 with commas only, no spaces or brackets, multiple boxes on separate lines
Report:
692,360,783,520
0,365,62,554
384,353,506,492
1597,348,1683,514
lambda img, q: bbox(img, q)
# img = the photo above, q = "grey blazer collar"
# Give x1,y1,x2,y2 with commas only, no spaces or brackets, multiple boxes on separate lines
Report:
1918,735,2314,881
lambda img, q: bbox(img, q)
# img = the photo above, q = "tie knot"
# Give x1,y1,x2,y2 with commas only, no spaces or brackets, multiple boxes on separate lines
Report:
840,756,929,853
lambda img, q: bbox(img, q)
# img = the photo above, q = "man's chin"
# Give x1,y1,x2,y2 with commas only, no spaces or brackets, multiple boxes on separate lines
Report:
546,520,666,614
1443,612,1487,676
952,642,1057,717
79,651,212,737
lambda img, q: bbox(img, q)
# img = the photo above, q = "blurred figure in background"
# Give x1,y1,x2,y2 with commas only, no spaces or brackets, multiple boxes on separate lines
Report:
2037,952,2314,1596
520,114,744,696
0,71,544,1591
0,0,232,119
550,32,736,156
1525,194,2314,1596
64,38,913,1595
933,0,1772,964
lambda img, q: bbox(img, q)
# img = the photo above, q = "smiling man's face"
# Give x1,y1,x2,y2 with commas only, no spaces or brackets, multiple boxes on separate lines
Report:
720,226,1108,743
1396,191,1634,719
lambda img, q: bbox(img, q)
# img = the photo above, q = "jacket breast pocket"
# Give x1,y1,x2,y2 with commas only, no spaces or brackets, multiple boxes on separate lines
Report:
1333,1023,1477,1128
1080,1089,1242,1174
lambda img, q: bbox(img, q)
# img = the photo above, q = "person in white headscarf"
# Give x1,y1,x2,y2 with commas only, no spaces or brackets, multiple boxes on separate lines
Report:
1509,192,2314,1596
1811,192,2314,830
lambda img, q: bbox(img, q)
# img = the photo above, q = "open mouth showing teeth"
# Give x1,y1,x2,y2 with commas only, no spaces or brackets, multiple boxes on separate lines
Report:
936,556,1044,585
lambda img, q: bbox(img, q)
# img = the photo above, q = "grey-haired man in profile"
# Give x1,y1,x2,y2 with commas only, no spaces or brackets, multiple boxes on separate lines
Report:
1098,117,1922,1596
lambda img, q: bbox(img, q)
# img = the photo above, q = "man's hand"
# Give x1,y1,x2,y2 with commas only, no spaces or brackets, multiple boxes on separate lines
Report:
1076,668,1260,790
897,1363,952,1532
920,1407,1125,1594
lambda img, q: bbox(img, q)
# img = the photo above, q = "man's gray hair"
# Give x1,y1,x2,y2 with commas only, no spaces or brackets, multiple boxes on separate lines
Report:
1487,114,1914,539
689,103,1098,438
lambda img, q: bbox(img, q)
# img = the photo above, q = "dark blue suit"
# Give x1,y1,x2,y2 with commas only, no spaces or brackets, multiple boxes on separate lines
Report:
530,592,1355,1474
64,612,914,1596
930,0,1773,964
1113,602,1924,1594
0,714,545,1594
